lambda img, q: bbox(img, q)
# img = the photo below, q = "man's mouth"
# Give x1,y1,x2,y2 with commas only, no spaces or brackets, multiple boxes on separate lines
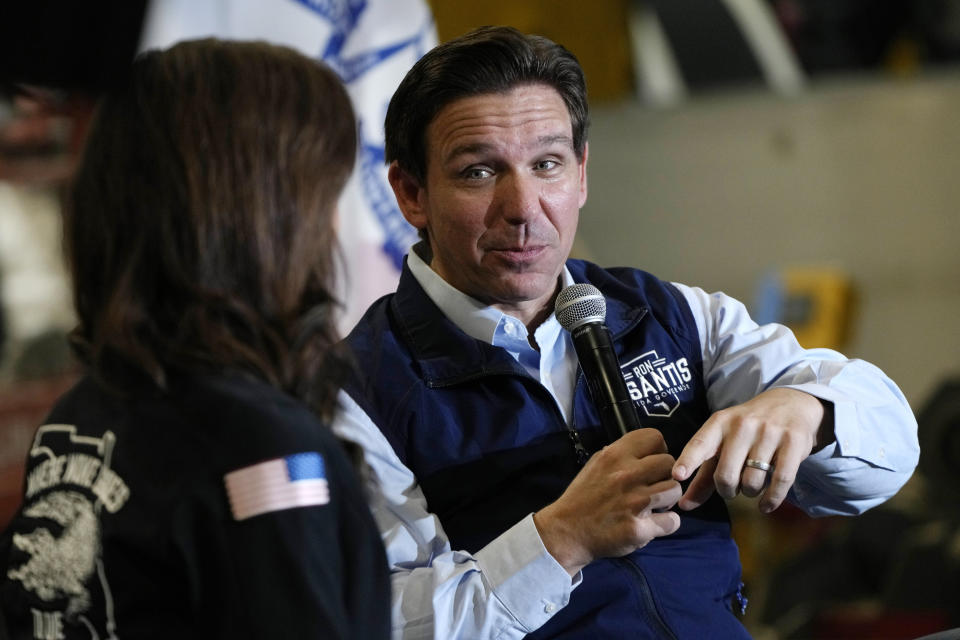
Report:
489,245,546,262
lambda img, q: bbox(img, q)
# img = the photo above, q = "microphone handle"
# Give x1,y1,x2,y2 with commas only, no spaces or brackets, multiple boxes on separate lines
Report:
571,322,642,442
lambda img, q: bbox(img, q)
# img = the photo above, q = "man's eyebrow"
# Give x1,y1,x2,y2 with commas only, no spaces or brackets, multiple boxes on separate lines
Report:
538,134,574,149
444,135,575,163
445,142,495,162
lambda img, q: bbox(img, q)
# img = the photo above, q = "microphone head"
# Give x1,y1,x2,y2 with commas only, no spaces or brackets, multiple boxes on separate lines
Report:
555,283,606,331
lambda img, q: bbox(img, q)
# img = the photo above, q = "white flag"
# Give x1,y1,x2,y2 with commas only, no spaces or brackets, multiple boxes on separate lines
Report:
139,0,436,333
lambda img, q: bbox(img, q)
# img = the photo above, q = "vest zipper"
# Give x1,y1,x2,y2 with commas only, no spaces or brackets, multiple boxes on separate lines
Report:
567,427,589,465
623,559,678,640
567,368,591,465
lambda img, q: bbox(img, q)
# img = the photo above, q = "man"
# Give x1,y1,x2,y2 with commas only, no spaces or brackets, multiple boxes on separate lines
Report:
334,26,919,639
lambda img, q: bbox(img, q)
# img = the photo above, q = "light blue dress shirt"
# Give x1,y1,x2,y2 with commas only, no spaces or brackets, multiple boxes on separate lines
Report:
333,250,919,640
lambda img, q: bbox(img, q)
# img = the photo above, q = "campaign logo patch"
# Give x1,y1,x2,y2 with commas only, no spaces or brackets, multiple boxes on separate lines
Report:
621,350,693,418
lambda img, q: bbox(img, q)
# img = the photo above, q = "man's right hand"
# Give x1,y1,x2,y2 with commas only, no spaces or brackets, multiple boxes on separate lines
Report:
532,428,682,576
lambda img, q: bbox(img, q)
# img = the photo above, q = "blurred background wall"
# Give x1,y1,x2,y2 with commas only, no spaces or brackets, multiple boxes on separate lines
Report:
432,0,960,410
2,1,960,637
584,68,960,407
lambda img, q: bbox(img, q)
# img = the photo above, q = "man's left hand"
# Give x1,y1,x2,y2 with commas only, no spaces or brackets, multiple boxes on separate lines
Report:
672,388,831,513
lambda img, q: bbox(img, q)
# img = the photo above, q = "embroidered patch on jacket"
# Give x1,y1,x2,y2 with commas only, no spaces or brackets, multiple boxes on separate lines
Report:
225,452,330,521
621,350,693,418
7,424,130,637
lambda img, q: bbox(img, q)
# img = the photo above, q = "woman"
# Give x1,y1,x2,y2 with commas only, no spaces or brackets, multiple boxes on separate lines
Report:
0,40,389,638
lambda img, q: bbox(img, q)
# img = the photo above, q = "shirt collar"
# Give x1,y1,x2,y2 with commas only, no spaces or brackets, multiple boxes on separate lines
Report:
406,243,575,345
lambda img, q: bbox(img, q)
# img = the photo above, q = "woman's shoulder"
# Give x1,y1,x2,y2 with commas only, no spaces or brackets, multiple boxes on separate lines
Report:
174,373,342,457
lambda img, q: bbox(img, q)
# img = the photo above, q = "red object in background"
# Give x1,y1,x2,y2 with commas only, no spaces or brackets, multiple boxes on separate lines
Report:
815,607,951,640
0,374,77,530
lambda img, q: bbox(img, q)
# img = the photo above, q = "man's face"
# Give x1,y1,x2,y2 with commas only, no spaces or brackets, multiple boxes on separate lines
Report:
389,84,588,326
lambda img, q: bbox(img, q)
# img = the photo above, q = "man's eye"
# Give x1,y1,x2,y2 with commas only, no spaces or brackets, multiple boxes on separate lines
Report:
464,167,492,180
534,160,558,171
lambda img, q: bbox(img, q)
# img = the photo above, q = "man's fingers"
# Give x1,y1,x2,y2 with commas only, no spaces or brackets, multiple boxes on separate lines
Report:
739,466,770,498
740,443,779,498
677,457,717,511
639,478,682,513
673,417,723,481
621,453,677,488
617,427,670,458
672,389,826,512
758,442,806,513
644,511,681,540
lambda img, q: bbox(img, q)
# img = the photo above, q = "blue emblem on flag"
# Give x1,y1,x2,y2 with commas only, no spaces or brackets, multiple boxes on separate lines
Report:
293,0,434,271
293,0,366,60
360,140,419,268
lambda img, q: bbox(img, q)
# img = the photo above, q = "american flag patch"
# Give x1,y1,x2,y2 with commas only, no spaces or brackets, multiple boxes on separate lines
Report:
224,452,330,521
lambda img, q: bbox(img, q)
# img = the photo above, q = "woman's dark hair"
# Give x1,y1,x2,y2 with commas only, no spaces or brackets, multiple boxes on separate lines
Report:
66,39,356,420
384,25,589,185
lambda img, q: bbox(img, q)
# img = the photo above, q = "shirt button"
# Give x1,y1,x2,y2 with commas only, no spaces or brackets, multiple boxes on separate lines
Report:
544,602,556,613
505,323,517,336
879,447,885,458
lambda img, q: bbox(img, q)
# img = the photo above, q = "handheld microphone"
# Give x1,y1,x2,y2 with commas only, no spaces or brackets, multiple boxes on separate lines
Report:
555,283,641,443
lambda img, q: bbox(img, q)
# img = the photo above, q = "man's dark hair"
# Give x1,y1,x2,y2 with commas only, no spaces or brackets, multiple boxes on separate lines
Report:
384,25,589,184
66,39,356,420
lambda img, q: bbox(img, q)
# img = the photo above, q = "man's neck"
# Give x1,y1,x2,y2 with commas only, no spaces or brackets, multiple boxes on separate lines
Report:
492,290,559,335
413,240,562,332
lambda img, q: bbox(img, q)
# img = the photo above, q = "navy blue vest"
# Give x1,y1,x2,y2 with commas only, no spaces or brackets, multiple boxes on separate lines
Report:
344,259,749,639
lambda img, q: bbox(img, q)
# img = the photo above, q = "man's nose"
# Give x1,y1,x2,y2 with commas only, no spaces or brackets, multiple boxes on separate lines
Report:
496,173,540,223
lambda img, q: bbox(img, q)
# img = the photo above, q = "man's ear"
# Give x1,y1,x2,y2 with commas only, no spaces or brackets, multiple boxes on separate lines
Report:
578,142,589,208
388,162,427,230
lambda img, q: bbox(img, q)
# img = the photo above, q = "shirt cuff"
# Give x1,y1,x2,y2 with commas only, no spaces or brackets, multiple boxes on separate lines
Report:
785,382,894,471
475,513,580,632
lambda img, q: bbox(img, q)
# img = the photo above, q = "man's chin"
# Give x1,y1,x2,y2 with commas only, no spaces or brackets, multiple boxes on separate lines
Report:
485,272,562,305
